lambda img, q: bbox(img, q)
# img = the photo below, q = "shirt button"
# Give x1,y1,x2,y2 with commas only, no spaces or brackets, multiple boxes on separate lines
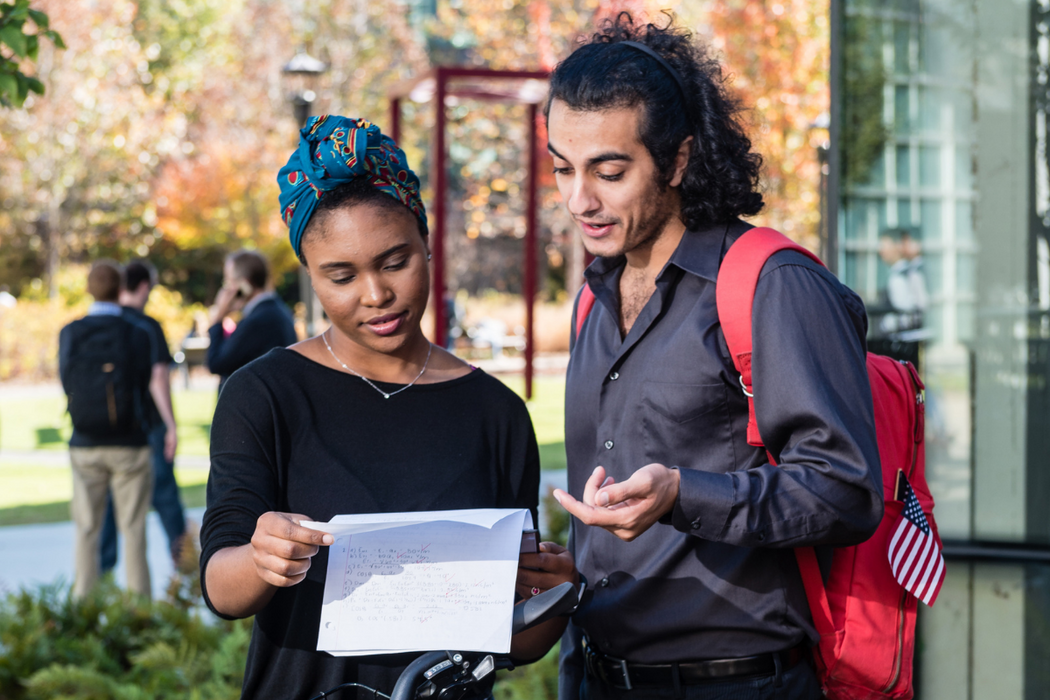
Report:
691,519,701,530
604,440,614,450
609,371,620,381
600,577,610,587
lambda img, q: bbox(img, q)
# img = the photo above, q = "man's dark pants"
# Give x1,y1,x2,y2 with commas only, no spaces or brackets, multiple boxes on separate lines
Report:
100,423,186,570
581,659,822,700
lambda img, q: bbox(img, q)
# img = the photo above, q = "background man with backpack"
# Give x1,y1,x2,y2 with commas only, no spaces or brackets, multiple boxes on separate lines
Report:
547,15,884,699
59,260,154,599
98,260,187,576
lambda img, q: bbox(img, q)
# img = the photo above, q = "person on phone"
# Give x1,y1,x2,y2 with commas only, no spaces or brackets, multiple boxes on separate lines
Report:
205,249,298,393
199,115,577,699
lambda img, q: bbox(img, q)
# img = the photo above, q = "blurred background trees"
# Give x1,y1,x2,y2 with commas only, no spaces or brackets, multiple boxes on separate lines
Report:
0,0,830,377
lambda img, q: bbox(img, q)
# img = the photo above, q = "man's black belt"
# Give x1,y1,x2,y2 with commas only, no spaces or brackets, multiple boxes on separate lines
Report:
583,640,808,690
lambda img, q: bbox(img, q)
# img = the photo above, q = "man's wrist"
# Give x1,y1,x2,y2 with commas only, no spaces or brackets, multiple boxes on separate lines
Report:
658,466,682,523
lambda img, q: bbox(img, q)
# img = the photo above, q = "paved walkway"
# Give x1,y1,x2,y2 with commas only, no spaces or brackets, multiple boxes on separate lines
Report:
0,507,207,600
0,471,568,601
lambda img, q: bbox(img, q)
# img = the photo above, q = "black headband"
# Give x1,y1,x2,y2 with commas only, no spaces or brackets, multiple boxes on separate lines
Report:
618,40,688,100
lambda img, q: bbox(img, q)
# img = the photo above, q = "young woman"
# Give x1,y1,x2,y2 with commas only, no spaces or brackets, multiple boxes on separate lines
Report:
199,116,576,699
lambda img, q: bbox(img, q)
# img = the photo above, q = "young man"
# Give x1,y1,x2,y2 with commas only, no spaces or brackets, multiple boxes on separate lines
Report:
99,260,187,572
206,250,297,393
547,16,883,699
59,261,154,598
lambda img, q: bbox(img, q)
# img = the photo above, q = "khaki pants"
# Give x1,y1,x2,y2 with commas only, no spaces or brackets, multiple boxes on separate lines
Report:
69,445,152,599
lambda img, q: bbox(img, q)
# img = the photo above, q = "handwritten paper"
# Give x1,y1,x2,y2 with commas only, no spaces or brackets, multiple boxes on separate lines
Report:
302,508,533,656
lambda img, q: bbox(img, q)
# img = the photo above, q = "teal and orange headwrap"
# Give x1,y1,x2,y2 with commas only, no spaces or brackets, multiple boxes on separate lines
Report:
277,115,427,260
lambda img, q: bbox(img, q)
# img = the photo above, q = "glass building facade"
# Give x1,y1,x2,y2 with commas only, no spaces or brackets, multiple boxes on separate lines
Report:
834,0,1050,696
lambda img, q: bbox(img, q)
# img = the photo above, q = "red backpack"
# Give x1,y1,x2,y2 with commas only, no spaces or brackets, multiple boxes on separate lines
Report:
573,227,942,700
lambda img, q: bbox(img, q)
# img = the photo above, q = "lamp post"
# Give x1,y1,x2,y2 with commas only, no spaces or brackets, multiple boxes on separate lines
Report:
282,49,328,337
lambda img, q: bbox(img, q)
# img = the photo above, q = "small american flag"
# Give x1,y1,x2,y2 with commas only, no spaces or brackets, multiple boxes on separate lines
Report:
887,471,945,606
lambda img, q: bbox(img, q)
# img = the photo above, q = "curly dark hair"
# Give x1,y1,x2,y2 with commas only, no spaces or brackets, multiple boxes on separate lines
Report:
546,13,764,230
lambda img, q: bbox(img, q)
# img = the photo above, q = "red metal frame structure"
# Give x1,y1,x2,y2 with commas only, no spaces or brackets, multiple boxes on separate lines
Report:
388,67,549,398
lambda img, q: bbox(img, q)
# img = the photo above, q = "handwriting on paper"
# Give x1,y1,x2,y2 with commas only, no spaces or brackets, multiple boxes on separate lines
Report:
307,508,533,657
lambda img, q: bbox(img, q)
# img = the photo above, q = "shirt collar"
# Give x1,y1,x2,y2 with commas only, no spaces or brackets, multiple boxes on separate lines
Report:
87,301,123,316
582,219,751,289
242,291,275,318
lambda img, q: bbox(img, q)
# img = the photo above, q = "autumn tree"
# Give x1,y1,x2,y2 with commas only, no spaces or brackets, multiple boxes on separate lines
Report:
689,0,830,248
0,0,186,298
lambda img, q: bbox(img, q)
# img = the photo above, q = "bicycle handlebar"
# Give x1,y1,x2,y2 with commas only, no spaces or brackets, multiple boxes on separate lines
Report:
387,582,578,700
511,581,577,635
389,651,450,700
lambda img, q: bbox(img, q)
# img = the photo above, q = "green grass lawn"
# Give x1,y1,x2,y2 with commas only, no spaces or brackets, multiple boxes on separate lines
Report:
0,377,565,465
0,374,566,526
0,463,210,527
499,375,566,472
0,389,219,456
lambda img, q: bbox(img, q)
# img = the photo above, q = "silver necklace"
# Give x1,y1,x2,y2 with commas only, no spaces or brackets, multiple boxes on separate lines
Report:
321,328,432,399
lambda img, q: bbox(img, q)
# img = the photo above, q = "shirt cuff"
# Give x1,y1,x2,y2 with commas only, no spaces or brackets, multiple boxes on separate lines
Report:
670,467,735,540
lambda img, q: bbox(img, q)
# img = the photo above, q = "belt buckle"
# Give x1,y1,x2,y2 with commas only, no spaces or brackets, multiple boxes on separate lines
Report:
617,658,633,691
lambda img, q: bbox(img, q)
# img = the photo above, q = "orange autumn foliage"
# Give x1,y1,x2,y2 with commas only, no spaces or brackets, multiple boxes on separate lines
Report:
153,139,297,273
699,0,830,248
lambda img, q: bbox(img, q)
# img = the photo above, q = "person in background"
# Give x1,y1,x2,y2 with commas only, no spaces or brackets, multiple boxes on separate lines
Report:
59,260,154,598
206,250,297,392
98,260,187,572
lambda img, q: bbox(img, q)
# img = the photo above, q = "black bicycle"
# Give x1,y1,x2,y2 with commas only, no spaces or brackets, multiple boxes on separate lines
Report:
307,582,578,700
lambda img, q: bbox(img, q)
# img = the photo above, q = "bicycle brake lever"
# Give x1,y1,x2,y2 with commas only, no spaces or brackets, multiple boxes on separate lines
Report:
511,581,577,635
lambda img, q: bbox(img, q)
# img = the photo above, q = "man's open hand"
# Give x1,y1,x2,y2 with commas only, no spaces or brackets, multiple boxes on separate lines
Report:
552,464,680,542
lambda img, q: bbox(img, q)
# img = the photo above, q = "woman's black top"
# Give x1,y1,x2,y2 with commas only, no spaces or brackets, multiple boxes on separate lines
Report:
200,348,540,700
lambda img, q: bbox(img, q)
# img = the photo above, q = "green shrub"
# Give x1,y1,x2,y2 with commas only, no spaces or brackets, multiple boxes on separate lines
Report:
494,646,559,700
0,565,249,699
0,540,560,700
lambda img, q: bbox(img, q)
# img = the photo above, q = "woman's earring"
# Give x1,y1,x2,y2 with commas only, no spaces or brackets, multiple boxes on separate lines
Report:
427,253,432,261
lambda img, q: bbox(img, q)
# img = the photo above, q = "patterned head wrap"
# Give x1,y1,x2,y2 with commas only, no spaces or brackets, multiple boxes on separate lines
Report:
277,115,427,261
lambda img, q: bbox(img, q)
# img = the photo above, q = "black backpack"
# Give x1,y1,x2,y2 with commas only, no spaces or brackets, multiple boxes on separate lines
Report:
63,318,144,438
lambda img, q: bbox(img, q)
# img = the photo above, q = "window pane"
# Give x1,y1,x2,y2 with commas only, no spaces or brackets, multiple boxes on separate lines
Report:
956,145,974,190
897,146,912,187
894,21,912,74
925,303,943,341
953,89,976,140
925,251,943,297
921,199,943,242
957,252,975,295
861,150,887,187
956,201,974,243
843,251,863,292
957,300,975,343
920,86,942,133
844,201,864,241
921,146,941,187
845,198,888,242
895,85,912,134
898,198,914,229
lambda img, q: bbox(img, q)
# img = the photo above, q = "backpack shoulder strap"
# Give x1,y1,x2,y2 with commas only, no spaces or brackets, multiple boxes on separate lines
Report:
716,228,836,637
574,283,597,341
715,226,824,447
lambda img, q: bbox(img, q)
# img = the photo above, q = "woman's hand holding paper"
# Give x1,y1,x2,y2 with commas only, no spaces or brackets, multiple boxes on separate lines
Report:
250,512,335,587
516,542,578,600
